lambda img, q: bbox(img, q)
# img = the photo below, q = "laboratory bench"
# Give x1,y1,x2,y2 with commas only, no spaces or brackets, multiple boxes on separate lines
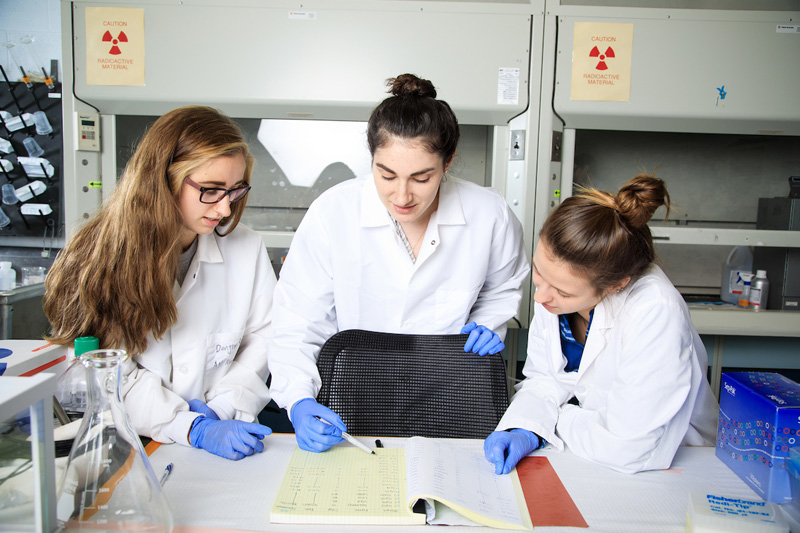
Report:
145,433,763,533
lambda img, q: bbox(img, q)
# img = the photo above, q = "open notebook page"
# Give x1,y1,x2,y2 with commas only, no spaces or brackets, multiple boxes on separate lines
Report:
404,437,532,530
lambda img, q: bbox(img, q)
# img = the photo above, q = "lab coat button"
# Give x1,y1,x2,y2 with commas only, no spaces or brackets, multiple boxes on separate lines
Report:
576,386,587,395
431,240,436,245
179,365,188,374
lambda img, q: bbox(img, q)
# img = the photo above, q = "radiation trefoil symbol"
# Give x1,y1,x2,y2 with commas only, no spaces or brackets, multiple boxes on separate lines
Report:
589,46,615,71
102,31,128,55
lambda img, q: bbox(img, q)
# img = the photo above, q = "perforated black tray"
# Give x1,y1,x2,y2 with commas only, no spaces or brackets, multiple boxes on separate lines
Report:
316,329,509,439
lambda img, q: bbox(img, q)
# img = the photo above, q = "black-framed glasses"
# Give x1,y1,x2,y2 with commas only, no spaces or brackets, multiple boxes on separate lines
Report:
183,177,251,204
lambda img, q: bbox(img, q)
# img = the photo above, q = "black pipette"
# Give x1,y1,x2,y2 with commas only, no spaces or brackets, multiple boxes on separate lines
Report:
0,162,11,183
0,112,10,137
39,162,53,182
17,207,30,230
19,66,43,111
41,67,55,91
0,65,25,114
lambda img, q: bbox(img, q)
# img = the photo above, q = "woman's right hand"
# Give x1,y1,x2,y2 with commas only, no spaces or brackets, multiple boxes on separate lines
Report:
290,398,346,453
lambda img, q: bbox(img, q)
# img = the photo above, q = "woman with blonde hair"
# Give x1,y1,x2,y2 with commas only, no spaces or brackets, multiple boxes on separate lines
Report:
45,105,274,460
485,174,718,474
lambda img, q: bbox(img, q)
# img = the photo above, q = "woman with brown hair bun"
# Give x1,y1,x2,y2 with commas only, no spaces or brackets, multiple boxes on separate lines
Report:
485,174,718,474
44,106,274,460
269,74,530,453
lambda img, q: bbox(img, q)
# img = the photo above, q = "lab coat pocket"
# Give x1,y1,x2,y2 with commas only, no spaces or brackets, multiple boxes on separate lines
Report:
204,330,243,376
434,286,479,330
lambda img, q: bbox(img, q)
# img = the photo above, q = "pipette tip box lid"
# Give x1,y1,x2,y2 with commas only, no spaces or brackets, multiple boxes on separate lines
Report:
687,492,788,532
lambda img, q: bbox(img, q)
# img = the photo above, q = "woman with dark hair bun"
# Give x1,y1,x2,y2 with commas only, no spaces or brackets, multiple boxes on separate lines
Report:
269,74,530,452
485,174,718,474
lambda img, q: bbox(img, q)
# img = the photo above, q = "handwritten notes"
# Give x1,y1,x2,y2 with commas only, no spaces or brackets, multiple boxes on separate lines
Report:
406,438,531,530
270,447,424,525
271,438,532,529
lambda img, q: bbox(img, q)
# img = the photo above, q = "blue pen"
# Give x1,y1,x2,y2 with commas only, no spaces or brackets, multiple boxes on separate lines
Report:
159,463,173,486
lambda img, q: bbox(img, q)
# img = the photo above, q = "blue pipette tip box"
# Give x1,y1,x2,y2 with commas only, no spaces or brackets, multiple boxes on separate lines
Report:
717,372,800,503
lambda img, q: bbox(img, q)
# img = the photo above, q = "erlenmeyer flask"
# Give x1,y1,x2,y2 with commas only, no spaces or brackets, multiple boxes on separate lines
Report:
56,349,174,532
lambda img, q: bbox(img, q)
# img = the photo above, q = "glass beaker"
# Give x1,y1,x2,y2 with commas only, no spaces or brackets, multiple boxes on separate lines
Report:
56,349,174,532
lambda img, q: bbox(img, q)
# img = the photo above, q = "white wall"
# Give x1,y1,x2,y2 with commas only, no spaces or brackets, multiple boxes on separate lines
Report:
0,0,62,83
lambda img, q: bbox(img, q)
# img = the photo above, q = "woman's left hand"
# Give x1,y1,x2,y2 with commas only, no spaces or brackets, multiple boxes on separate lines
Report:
188,399,220,420
461,322,505,356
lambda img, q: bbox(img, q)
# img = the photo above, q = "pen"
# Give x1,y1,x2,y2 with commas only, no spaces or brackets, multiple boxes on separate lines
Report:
159,463,173,486
316,417,375,455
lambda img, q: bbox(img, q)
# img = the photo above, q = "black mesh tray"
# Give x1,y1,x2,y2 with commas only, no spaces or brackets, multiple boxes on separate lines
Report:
316,329,509,439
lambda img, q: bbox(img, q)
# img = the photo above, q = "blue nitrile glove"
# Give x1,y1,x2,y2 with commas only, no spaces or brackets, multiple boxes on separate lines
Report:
484,429,540,475
187,399,220,420
290,398,346,453
189,417,272,461
461,322,505,356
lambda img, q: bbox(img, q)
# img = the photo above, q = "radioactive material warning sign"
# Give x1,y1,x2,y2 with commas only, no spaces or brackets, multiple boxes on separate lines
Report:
85,7,145,86
570,22,633,102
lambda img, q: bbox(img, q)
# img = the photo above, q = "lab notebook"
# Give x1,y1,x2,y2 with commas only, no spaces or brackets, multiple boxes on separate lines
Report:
270,436,532,530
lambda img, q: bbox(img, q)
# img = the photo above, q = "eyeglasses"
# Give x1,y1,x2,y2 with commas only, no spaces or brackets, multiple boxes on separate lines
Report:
183,177,251,204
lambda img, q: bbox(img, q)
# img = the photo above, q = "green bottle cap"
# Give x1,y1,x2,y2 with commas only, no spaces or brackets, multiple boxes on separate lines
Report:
74,336,100,356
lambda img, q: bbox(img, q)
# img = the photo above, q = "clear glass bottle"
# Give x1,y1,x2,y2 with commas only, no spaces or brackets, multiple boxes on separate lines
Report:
56,349,174,532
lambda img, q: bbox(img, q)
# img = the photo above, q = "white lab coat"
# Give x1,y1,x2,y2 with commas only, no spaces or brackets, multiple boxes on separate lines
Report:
269,175,530,411
120,224,276,445
497,265,719,474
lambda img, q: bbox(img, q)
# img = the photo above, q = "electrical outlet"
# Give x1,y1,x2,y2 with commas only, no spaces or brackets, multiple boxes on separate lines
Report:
510,130,525,161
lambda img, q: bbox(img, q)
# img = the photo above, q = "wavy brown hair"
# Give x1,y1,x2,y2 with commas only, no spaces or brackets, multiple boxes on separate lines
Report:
44,106,254,354
540,174,670,296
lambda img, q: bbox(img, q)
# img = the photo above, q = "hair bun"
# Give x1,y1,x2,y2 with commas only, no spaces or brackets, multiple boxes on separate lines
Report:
387,73,437,99
615,174,670,228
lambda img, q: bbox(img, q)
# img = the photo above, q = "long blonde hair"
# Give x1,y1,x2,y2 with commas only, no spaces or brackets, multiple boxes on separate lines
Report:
44,106,254,354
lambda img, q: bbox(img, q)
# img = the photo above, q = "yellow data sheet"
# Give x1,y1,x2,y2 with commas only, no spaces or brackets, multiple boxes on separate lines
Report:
270,447,424,525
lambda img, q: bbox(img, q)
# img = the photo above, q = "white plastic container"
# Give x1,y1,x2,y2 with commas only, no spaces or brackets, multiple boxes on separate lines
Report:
16,157,54,178
15,180,47,202
721,246,753,304
738,272,754,308
0,137,13,154
20,203,52,216
0,261,16,291
2,112,35,132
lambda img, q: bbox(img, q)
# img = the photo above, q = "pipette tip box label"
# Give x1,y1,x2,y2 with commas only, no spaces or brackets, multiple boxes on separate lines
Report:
687,492,788,532
717,372,800,503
